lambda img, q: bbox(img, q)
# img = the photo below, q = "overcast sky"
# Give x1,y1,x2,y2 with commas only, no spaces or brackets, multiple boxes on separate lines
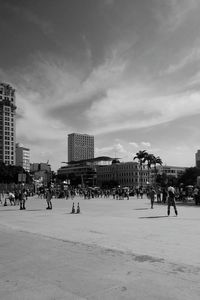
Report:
1,0,200,170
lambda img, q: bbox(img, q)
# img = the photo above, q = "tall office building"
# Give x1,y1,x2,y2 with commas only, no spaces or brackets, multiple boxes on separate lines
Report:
195,150,200,168
68,133,94,162
16,143,30,172
0,83,16,165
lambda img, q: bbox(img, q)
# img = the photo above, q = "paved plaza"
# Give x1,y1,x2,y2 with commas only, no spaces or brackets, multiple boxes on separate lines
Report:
0,195,200,299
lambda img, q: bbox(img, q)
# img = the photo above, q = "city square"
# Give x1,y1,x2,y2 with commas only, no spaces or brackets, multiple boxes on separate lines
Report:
1,1,200,299
0,195,200,299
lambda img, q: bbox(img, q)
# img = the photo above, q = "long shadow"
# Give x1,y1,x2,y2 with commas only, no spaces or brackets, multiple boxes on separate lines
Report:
139,216,168,219
0,209,19,212
134,208,149,210
26,209,44,212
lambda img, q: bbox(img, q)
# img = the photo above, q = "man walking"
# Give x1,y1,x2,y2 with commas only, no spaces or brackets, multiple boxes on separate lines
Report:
167,185,178,216
46,188,52,210
19,189,26,210
149,187,156,209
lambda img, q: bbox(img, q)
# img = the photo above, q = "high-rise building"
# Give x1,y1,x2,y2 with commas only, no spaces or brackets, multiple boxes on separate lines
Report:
195,150,200,168
16,143,30,172
0,83,16,165
68,133,94,162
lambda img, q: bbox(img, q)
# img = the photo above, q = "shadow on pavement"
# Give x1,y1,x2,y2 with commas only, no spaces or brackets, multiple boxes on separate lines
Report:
0,209,19,212
26,209,44,211
139,216,168,219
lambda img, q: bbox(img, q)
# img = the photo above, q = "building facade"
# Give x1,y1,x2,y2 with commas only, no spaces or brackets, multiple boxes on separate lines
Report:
195,150,200,168
0,83,16,165
16,143,30,172
68,133,94,162
57,158,151,188
96,161,150,188
157,165,186,178
30,162,52,187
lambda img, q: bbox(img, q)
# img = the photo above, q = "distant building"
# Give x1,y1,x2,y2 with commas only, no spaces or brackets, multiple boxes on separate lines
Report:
96,161,140,187
16,143,30,172
30,162,51,186
195,150,200,168
0,83,17,165
68,133,94,162
157,165,186,178
57,157,151,188
57,157,111,187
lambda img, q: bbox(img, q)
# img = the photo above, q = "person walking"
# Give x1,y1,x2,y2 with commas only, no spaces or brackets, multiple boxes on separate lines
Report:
46,188,52,210
19,189,26,210
149,187,156,209
167,185,178,216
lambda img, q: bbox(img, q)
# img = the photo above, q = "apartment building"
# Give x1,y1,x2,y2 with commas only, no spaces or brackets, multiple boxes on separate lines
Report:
0,83,16,165
68,133,94,162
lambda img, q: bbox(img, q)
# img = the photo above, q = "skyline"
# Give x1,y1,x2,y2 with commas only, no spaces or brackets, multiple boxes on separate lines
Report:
1,0,200,170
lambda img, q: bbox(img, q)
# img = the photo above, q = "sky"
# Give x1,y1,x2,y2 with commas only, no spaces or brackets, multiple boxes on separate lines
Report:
1,0,200,171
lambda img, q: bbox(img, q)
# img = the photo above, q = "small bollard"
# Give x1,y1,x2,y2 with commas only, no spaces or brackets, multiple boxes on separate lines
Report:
71,202,75,214
76,202,80,214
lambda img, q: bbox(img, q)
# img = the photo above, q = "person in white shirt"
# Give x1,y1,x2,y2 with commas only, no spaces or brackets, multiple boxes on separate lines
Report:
167,186,178,216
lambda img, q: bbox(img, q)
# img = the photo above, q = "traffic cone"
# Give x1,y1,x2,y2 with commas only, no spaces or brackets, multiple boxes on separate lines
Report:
76,202,80,214
71,202,75,214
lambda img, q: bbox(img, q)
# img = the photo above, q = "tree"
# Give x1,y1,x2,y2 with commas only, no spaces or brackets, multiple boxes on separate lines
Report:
0,163,32,184
134,150,148,187
177,167,200,187
153,156,163,171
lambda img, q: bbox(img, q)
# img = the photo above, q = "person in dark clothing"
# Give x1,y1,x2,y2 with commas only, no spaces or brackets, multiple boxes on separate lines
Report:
162,188,167,204
46,188,52,209
19,189,26,210
167,186,178,216
149,187,156,209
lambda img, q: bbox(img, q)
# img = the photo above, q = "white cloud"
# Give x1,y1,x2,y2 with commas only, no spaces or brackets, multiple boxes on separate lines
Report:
129,142,139,148
96,143,131,160
85,83,200,135
141,142,151,148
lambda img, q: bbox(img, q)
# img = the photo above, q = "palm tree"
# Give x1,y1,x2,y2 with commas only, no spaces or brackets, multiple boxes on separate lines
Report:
151,156,163,186
143,153,156,185
134,150,148,187
153,156,163,172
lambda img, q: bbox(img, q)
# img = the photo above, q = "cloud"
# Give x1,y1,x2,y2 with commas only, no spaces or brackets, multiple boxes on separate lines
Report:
129,142,139,148
153,0,198,32
141,142,151,148
163,46,200,75
5,2,53,36
85,83,200,135
96,142,131,159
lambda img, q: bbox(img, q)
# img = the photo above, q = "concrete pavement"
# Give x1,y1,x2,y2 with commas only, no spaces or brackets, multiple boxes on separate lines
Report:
0,195,200,299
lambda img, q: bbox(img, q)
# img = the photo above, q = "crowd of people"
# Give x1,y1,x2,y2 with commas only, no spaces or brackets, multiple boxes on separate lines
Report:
1,184,200,215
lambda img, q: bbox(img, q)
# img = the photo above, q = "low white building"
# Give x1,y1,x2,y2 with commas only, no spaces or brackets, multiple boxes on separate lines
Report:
16,143,30,172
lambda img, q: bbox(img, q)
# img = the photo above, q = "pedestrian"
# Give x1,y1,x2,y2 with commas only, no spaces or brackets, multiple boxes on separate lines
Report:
167,185,178,216
149,187,156,209
156,187,161,203
46,188,52,210
193,187,199,205
19,189,26,210
139,187,144,199
162,188,167,204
